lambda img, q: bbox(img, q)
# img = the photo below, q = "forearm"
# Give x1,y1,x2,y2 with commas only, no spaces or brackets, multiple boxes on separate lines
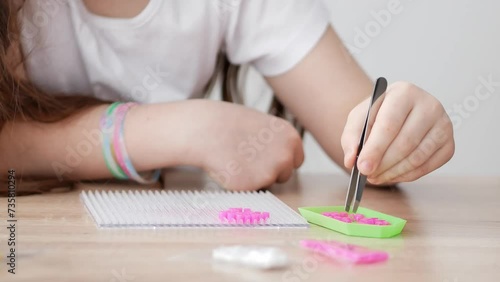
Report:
0,101,199,180
266,27,373,170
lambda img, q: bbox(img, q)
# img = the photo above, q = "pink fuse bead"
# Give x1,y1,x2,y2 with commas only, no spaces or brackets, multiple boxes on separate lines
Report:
227,213,236,222
339,217,353,223
359,218,377,225
251,213,261,224
375,220,390,226
244,214,252,224
331,216,352,223
353,214,365,221
236,213,244,224
219,211,228,221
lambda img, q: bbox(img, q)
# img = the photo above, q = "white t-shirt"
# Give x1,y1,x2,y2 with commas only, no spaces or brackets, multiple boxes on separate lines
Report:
20,0,330,103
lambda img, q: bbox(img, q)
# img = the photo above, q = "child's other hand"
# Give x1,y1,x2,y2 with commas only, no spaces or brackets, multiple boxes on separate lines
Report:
189,100,304,191
341,82,455,185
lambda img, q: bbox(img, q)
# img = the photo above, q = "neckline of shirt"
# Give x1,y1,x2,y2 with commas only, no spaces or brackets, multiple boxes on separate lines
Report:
74,0,162,29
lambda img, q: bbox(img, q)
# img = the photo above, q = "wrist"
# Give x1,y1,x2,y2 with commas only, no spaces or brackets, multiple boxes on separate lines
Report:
123,101,203,171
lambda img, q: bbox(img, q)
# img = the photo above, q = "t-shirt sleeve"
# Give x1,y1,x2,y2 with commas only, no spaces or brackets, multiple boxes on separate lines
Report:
223,0,330,77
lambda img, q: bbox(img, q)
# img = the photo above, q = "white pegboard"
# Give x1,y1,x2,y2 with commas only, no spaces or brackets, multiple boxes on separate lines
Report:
80,190,308,228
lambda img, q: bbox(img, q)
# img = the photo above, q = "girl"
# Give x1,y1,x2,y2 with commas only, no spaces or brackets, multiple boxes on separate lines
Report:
0,0,454,193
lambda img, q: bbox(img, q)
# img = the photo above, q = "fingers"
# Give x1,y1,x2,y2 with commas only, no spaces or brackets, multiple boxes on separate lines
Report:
278,137,304,183
388,141,454,183
356,89,414,175
293,138,305,168
370,101,439,177
277,167,294,183
368,117,454,184
280,136,304,183
342,81,454,185
341,99,370,169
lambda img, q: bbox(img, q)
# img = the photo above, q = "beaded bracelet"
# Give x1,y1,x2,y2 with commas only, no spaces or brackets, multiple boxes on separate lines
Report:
100,102,128,180
112,103,161,184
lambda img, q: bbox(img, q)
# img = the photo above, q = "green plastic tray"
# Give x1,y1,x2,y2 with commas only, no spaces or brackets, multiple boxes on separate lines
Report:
298,206,406,238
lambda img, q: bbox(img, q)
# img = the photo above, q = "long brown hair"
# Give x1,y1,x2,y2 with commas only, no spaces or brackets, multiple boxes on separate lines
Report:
0,1,106,126
0,0,302,196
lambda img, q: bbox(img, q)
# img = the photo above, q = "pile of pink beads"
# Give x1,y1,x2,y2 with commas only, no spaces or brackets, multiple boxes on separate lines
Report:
321,212,390,226
219,208,270,224
300,239,389,264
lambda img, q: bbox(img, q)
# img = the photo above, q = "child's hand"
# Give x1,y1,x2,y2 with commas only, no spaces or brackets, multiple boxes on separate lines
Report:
341,82,455,185
188,100,304,191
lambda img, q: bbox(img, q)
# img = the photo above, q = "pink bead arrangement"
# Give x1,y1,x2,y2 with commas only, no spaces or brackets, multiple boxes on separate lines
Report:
219,208,270,224
300,239,389,264
321,212,391,225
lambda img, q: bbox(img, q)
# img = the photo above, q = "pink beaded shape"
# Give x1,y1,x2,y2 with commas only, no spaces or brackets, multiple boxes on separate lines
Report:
321,212,390,226
300,239,389,264
219,208,270,224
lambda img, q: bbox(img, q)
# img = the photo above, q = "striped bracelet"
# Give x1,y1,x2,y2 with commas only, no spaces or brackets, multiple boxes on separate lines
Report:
100,102,128,180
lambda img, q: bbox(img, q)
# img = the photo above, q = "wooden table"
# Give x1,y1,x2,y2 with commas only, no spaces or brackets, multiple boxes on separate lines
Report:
1,171,499,282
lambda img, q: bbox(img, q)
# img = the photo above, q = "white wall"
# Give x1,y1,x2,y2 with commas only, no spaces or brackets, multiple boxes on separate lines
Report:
248,0,500,177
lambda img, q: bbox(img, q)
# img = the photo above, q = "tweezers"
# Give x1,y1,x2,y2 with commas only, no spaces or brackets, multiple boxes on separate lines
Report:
345,77,388,213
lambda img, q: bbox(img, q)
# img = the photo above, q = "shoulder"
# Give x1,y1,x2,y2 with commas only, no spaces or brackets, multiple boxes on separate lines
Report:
224,0,331,76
